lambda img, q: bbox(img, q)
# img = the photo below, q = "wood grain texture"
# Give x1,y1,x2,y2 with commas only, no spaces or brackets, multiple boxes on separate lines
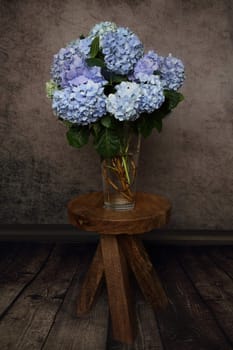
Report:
134,297,164,350
101,235,135,345
178,248,233,346
43,250,109,350
152,247,232,350
68,192,171,235
0,243,53,318
208,247,233,280
0,244,232,349
120,237,168,309
77,243,104,315
0,244,80,350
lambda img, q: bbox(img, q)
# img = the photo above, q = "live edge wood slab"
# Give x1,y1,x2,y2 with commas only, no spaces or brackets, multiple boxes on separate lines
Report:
68,192,171,345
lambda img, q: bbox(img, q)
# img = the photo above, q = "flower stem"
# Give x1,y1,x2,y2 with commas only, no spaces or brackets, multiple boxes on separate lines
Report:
122,156,130,185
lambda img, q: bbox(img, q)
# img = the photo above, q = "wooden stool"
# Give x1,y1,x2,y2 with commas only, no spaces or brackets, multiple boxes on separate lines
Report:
68,192,171,345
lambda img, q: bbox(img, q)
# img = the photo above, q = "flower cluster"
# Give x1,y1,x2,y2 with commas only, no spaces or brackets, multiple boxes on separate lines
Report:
138,75,165,113
47,21,185,128
51,42,81,86
101,27,144,75
107,82,141,121
52,81,106,125
132,50,161,82
159,54,185,90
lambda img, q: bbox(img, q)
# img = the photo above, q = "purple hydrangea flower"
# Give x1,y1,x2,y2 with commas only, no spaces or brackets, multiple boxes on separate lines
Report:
101,27,144,75
52,80,107,125
51,45,106,88
63,57,107,87
51,42,81,85
132,50,162,81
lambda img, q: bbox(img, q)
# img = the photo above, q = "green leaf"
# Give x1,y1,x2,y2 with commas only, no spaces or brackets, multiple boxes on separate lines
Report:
100,114,120,129
153,118,163,133
90,36,100,58
150,100,171,120
110,74,128,84
100,115,112,128
164,90,184,110
94,128,121,158
100,68,128,84
66,126,89,148
86,57,106,68
136,115,154,138
136,112,163,138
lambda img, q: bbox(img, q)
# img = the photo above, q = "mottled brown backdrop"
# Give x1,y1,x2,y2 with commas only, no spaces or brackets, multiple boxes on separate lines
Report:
0,0,232,228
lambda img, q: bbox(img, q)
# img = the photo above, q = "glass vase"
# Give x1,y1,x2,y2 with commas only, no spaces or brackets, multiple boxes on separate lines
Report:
101,126,141,211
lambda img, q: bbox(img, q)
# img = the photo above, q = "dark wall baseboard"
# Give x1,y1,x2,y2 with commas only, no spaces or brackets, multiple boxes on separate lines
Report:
0,225,232,245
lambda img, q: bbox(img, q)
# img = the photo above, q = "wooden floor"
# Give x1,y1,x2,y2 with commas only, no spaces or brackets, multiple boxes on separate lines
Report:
0,243,232,350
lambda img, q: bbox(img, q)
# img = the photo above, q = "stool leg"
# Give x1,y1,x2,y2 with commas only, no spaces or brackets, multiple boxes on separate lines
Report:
100,235,135,345
77,243,104,315
120,236,168,309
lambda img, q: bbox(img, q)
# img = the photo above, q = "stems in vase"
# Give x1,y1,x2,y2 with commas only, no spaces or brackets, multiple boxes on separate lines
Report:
102,127,140,210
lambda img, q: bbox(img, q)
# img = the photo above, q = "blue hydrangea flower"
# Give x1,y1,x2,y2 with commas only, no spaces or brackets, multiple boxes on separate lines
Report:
106,82,141,121
52,80,107,125
138,75,165,113
89,21,117,43
71,37,93,58
132,50,162,81
159,54,185,90
101,27,144,75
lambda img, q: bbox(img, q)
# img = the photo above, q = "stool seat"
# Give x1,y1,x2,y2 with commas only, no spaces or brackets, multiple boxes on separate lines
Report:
68,192,171,235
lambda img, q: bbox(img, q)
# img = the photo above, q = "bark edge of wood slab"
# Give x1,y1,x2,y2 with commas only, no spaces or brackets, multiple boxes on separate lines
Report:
68,192,171,235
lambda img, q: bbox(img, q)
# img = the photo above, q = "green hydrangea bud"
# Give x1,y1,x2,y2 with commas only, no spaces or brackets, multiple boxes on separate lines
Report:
46,80,58,99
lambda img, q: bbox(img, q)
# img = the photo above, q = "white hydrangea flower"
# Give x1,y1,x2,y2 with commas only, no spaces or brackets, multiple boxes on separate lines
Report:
106,82,141,121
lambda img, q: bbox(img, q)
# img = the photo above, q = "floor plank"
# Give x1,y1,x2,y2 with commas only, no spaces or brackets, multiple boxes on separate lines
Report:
208,247,233,280
0,244,232,350
0,244,81,350
43,248,109,350
134,296,163,350
0,243,53,318
178,247,233,347
150,247,232,350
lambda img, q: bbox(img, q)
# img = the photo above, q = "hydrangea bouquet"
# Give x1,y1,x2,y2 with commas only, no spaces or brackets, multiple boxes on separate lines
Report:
46,22,185,210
